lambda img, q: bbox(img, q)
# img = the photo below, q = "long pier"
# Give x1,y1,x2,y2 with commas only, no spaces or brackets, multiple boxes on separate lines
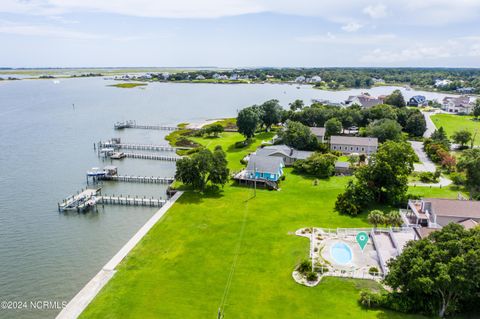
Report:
98,141,187,152
99,175,174,184
122,152,180,161
114,121,178,131
98,195,166,207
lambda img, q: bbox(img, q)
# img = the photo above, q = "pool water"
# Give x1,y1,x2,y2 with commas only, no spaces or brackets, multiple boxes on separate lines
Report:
330,242,353,265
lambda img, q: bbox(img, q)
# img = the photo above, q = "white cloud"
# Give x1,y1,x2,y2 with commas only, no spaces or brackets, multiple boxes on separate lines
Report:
362,4,387,19
297,33,396,44
341,22,363,32
360,46,454,64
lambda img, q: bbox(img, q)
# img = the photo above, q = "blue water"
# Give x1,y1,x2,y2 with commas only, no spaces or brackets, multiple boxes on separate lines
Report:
0,77,457,318
330,242,353,265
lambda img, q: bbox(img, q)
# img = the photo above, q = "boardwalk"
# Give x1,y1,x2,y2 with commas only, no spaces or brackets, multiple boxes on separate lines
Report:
98,195,166,207
99,175,174,184
121,152,180,161
114,121,178,131
98,141,188,152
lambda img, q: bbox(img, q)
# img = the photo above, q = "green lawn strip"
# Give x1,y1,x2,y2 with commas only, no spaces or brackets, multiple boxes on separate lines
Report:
431,114,480,145
81,132,460,318
108,82,148,88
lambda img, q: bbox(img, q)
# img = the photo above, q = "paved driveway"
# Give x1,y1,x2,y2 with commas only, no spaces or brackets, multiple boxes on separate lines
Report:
410,141,436,172
422,111,437,138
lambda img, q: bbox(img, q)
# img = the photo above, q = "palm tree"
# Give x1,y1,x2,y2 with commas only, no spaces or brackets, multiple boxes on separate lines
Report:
367,210,385,229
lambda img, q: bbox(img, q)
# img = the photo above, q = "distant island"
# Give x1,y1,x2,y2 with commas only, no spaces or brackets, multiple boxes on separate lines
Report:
108,82,148,89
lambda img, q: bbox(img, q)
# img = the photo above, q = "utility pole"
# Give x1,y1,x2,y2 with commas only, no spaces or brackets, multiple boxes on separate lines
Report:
254,163,257,197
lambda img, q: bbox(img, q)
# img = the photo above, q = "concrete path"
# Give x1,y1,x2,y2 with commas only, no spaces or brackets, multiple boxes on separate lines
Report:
410,141,436,173
409,176,452,188
422,111,437,138
57,191,183,319
185,119,218,129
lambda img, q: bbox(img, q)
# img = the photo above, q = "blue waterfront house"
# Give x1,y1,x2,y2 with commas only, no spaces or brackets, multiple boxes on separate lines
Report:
246,155,284,182
407,95,427,106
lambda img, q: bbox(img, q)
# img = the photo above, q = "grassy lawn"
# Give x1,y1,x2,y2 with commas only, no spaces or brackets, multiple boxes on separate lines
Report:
108,82,148,88
431,114,480,145
81,132,460,319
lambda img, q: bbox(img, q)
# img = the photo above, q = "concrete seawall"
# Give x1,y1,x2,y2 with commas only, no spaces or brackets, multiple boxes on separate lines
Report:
56,191,183,319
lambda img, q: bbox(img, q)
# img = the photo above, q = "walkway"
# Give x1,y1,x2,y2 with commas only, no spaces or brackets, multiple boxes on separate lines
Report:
56,191,183,319
422,110,438,138
410,141,436,173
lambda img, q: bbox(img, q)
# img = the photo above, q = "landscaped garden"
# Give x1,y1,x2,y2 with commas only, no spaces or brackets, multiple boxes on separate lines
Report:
80,129,465,319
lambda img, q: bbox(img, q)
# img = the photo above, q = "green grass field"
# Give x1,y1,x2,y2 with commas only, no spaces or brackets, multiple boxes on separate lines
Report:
108,82,148,89
431,114,480,145
81,132,461,319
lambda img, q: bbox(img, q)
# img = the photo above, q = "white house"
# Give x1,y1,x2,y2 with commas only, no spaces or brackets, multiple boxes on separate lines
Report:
330,136,378,155
442,96,474,114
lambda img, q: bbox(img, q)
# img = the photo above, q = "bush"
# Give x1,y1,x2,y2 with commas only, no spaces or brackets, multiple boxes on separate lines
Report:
451,172,466,185
293,153,337,178
368,266,380,276
306,271,318,282
359,290,386,309
418,172,438,183
296,259,311,274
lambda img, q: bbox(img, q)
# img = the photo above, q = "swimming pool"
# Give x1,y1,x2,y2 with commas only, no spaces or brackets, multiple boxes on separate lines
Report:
330,242,353,265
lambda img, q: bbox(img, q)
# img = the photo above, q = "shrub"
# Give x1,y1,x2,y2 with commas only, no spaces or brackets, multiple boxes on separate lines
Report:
359,290,385,309
296,259,311,274
451,172,466,185
418,172,438,183
368,266,380,276
306,271,318,282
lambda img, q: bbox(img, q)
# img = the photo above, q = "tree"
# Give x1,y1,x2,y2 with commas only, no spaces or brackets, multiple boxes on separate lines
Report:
293,153,337,178
384,224,480,317
335,141,417,215
204,123,224,137
458,148,480,198
325,118,342,137
474,100,480,120
404,112,427,137
237,106,260,139
367,210,384,228
384,89,406,107
365,119,402,142
278,120,318,151
385,211,403,227
348,154,359,167
175,148,229,190
289,99,304,111
451,129,472,148
208,146,229,187
259,99,283,131
430,127,451,150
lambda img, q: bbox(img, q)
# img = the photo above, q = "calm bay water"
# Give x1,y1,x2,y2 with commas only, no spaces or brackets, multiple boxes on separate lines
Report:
0,77,459,318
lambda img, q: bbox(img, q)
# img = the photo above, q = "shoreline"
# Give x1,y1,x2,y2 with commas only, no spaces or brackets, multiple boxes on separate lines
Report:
56,191,183,319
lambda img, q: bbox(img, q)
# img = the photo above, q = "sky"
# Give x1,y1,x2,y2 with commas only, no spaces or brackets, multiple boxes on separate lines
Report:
1,0,480,68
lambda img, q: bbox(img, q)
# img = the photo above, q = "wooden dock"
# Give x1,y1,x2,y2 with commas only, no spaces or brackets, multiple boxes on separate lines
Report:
114,121,178,131
99,175,174,184
121,152,180,161
98,141,187,152
98,195,166,207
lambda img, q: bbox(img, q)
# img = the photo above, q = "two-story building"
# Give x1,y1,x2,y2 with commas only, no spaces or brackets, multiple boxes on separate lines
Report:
330,136,378,155
309,127,326,143
407,95,427,107
345,94,384,109
405,198,480,229
442,96,474,114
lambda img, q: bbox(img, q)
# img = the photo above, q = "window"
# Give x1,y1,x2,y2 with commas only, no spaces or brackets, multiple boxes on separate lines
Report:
350,147,353,151
361,147,365,151
333,146,336,150
270,174,275,179
356,147,359,151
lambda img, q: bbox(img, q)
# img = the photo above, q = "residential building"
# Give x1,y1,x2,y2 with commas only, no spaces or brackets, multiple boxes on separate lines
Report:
406,198,480,229
456,87,475,94
310,75,322,83
254,145,312,166
245,155,284,181
330,136,378,155
345,94,384,108
334,161,353,175
195,75,205,80
407,95,427,107
442,96,474,114
309,127,326,143
434,79,452,87
294,76,306,83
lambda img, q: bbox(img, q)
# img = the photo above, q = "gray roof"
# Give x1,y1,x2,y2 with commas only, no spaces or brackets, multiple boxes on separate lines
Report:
309,127,326,136
335,161,350,168
330,136,378,147
247,155,284,174
256,144,313,160
425,198,480,219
